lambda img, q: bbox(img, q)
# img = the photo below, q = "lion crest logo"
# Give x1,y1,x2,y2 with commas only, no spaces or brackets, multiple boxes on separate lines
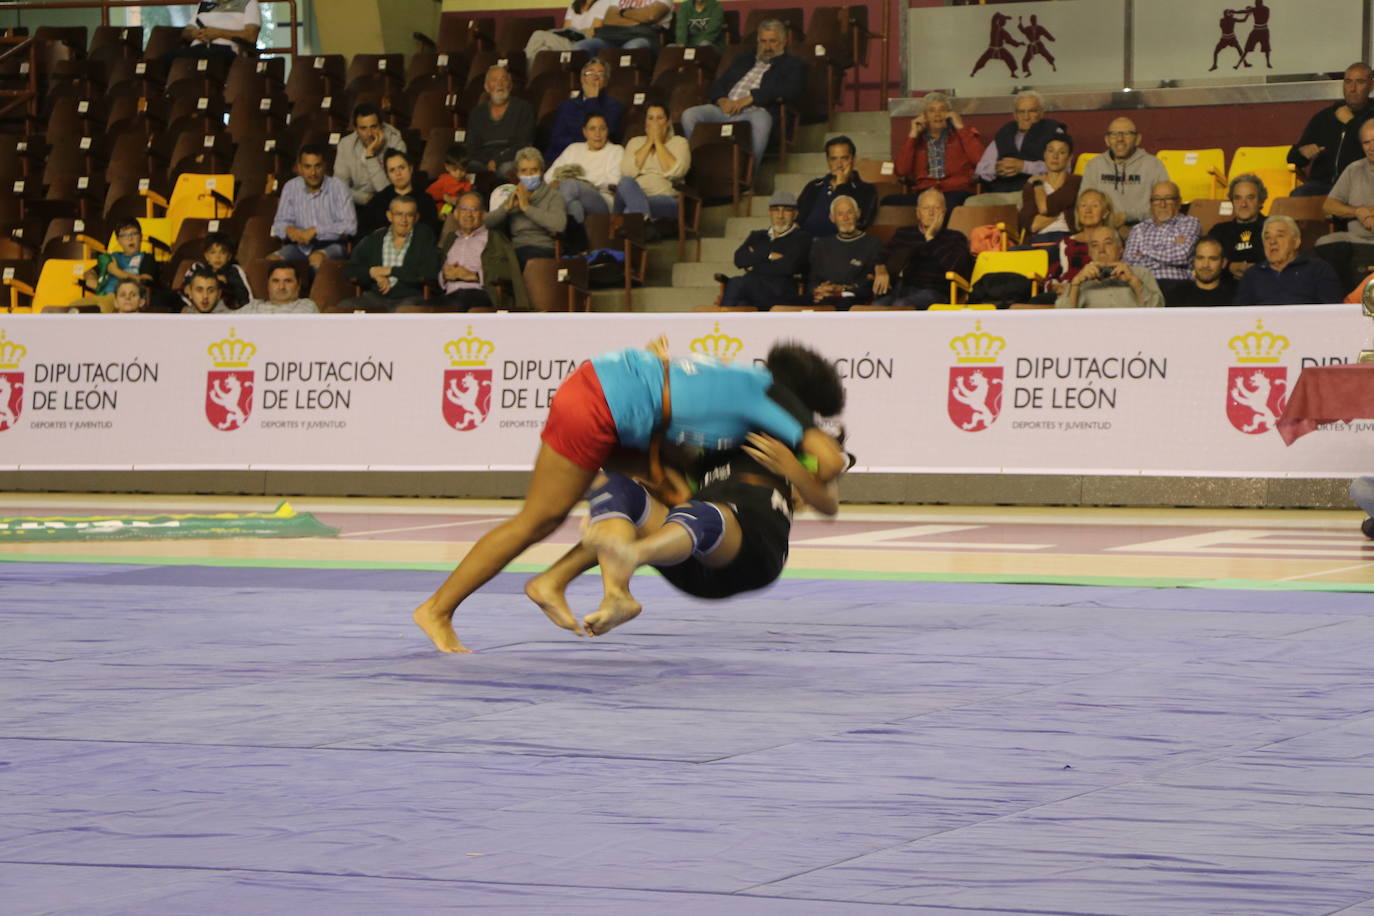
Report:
0,372,22,432
948,366,1003,431
442,369,492,431
205,370,253,430
1226,366,1287,434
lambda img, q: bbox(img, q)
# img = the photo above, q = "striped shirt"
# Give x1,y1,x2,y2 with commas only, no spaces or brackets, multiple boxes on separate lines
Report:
271,175,357,242
728,58,771,101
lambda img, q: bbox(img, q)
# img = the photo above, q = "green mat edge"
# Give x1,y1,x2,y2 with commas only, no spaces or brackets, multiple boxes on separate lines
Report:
2,551,1371,593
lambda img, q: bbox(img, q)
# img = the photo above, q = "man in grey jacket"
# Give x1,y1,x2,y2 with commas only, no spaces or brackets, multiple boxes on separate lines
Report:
1081,117,1170,227
333,103,407,207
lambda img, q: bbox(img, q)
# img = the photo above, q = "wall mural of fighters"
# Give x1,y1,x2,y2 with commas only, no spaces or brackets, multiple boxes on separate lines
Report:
1210,0,1274,72
969,12,1058,81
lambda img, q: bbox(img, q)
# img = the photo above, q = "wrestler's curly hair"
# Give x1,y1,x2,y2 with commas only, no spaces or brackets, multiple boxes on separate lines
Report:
765,340,846,418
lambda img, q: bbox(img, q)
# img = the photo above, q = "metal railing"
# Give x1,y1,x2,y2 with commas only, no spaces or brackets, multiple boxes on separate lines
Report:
0,0,300,57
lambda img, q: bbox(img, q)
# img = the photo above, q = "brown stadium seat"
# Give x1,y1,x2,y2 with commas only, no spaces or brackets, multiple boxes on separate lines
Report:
527,49,587,88
686,121,756,216
226,55,285,105
438,16,495,55
310,258,356,312
407,88,463,135
142,25,185,60
653,46,718,88
347,53,405,90
742,8,805,41
598,47,652,82
419,127,468,179
494,16,555,56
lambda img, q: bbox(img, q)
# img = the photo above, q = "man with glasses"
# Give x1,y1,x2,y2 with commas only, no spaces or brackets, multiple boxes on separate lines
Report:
682,19,805,169
1124,181,1200,299
438,191,529,311
1057,225,1163,309
340,196,440,312
546,59,624,162
968,90,1067,207
1081,117,1169,226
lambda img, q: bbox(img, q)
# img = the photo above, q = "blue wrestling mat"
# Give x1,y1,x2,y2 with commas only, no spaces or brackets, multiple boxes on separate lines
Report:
4,562,1374,913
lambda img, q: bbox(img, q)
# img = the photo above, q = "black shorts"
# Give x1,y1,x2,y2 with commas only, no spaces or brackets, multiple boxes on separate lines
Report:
654,477,792,600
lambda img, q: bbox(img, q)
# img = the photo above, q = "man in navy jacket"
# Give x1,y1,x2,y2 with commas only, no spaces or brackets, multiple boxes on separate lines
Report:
718,191,811,308
681,18,806,168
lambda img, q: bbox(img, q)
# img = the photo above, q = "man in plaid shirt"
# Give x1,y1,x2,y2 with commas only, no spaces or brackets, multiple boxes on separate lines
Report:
681,19,806,169
1123,181,1200,299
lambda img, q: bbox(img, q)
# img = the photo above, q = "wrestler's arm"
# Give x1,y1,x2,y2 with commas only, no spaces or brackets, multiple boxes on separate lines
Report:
742,431,844,516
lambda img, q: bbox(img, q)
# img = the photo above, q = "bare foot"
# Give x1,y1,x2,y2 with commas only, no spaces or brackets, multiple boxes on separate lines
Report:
412,598,472,653
525,573,586,636
582,588,642,637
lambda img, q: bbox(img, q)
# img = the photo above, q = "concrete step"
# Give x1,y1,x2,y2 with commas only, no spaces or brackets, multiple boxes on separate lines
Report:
796,110,890,137
587,286,709,312
672,260,731,288
699,236,739,263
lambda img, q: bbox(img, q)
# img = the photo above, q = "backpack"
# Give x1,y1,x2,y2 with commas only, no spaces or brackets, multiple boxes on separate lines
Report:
968,272,1032,308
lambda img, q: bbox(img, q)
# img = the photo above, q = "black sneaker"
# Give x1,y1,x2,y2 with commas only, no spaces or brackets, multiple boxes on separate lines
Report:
1362,517,1374,540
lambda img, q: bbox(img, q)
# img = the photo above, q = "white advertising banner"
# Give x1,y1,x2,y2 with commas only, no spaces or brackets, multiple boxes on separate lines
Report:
0,307,1370,477
1133,0,1360,85
906,0,1126,97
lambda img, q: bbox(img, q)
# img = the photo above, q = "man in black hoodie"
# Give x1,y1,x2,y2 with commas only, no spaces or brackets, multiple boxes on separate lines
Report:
1289,63,1374,198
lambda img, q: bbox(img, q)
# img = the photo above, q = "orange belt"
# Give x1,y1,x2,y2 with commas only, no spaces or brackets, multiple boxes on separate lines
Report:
647,353,672,489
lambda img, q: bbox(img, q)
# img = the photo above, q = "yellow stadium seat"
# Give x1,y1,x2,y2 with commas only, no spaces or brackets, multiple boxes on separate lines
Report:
1157,149,1226,203
1073,152,1098,176
1229,146,1297,212
106,217,173,262
944,249,1050,307
144,173,236,242
16,259,98,312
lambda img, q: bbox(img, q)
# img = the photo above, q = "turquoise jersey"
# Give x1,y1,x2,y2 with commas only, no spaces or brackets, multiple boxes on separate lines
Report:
589,348,806,451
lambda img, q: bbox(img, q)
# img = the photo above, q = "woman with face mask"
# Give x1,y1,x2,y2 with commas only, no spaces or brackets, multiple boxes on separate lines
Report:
484,147,569,268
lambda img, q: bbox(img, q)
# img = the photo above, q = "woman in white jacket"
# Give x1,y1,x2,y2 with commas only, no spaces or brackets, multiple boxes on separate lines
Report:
544,112,625,224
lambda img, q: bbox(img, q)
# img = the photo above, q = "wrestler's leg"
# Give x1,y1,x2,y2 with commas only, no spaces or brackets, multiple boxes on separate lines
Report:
582,501,742,636
580,480,670,636
527,474,667,634
413,443,593,653
526,541,598,635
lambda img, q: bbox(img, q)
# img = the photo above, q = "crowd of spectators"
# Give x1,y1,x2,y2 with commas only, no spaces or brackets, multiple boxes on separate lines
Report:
34,4,1373,314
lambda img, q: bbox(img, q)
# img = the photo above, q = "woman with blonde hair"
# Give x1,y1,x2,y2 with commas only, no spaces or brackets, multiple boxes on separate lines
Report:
1049,188,1116,290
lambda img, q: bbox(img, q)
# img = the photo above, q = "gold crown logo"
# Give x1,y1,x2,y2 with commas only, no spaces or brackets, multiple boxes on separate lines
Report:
1228,320,1289,364
0,330,27,369
689,322,744,363
949,322,1005,364
207,329,256,368
445,325,495,366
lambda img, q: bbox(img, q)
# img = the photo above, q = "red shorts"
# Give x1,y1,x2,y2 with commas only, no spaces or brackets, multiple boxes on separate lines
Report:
541,361,619,473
